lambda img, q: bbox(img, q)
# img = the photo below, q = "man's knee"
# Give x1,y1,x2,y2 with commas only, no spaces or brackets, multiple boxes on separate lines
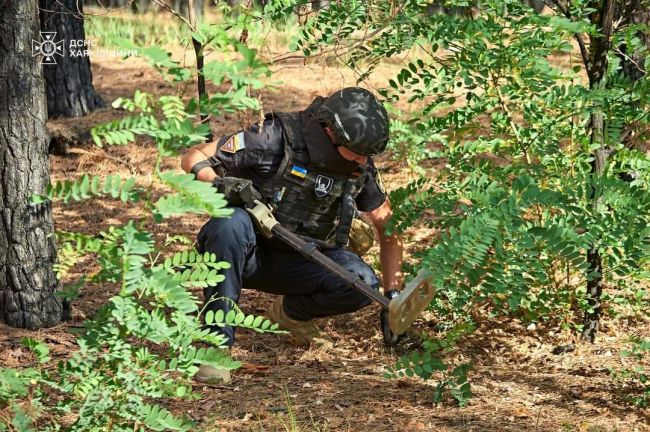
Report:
197,208,255,251
329,249,379,307
348,260,380,291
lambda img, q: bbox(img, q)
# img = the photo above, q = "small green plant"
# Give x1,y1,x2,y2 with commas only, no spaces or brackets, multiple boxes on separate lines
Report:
385,107,443,174
385,323,474,406
612,338,650,408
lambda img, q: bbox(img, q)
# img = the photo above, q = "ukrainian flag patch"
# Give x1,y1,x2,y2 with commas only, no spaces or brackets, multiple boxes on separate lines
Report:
290,165,307,178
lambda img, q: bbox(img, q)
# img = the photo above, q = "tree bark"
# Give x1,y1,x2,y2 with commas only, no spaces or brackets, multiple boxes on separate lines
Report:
0,0,67,329
39,0,104,118
580,0,615,343
188,0,213,141
618,3,648,153
580,0,648,342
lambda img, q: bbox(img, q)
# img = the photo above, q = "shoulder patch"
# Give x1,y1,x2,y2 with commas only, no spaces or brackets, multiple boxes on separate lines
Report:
220,132,246,154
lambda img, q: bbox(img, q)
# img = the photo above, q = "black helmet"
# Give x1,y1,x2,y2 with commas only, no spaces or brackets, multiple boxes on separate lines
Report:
316,87,389,156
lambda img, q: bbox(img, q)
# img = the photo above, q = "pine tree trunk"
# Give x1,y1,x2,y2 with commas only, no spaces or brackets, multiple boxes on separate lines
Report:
39,0,104,118
0,0,67,329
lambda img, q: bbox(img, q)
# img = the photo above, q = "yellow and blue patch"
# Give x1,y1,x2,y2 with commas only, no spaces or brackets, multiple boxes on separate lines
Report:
220,132,246,154
290,165,307,178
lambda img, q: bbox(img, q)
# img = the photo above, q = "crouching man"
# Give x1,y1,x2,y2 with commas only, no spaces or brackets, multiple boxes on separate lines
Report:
180,87,403,383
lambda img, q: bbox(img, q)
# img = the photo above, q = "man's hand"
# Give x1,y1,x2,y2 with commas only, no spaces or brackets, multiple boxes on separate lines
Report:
380,289,403,345
212,177,262,208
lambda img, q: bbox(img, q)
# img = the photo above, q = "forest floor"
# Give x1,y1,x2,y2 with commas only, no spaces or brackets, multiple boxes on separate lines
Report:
2,28,650,431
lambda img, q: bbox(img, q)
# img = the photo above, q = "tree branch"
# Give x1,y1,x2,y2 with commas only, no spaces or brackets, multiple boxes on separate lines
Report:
187,0,212,141
271,26,387,64
543,0,592,79
151,0,195,31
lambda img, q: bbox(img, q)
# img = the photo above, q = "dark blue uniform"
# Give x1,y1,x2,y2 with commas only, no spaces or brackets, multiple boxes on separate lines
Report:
196,119,387,346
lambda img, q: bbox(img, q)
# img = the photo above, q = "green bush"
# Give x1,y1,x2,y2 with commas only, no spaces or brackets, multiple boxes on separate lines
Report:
0,90,283,429
1,4,299,428
294,0,650,405
296,0,649,330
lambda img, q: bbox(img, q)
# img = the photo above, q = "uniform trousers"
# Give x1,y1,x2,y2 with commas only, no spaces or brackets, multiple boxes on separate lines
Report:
196,208,380,346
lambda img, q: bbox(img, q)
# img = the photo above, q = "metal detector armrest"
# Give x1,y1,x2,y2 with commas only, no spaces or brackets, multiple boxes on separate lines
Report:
246,200,278,238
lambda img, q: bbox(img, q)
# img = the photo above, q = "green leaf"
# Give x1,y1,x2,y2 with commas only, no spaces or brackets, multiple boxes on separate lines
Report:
21,338,51,364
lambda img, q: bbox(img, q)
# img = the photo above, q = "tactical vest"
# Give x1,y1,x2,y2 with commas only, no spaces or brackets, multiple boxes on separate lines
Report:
258,98,367,246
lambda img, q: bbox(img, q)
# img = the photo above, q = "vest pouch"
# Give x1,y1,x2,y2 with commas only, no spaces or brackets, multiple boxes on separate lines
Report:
324,217,375,256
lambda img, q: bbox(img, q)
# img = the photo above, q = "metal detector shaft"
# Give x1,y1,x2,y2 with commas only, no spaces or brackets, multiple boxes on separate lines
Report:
270,223,390,310
244,197,389,309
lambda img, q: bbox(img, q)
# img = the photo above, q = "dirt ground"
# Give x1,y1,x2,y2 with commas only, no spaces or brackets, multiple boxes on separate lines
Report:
2,38,649,431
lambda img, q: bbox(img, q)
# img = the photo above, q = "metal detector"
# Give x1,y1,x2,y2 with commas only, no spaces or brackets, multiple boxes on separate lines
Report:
246,200,436,336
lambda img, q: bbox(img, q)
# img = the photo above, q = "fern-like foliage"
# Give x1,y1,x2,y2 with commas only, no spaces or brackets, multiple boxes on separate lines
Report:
91,114,159,146
385,324,473,406
138,403,192,432
38,174,141,204
205,309,281,334
155,172,232,219
91,90,209,151
1,236,284,430
3,179,287,430
303,0,650,328
293,0,649,406
0,4,310,430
